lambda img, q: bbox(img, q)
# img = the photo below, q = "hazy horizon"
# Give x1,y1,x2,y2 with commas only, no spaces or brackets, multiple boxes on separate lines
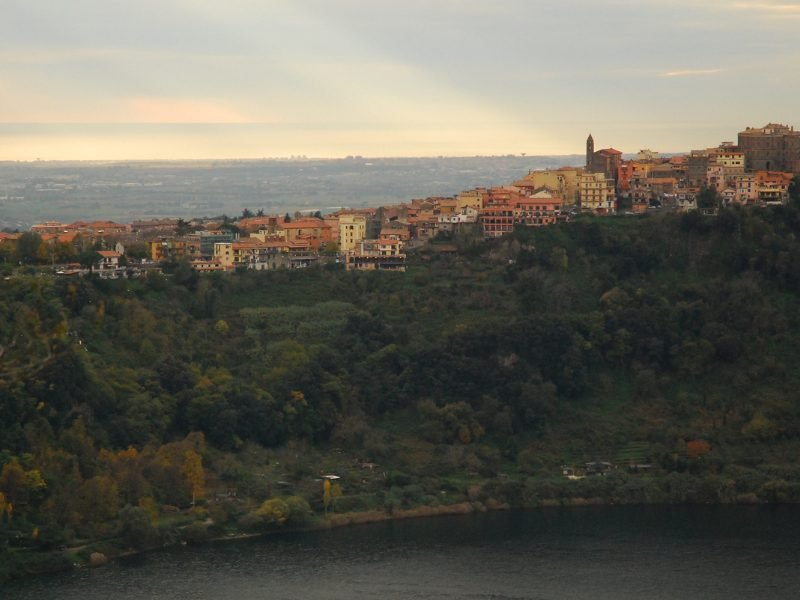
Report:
0,155,575,229
0,123,686,162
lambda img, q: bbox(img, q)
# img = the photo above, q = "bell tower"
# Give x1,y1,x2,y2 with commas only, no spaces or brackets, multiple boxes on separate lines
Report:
586,133,594,171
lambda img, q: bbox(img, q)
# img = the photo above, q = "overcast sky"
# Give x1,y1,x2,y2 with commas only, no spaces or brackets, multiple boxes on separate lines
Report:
1,0,798,160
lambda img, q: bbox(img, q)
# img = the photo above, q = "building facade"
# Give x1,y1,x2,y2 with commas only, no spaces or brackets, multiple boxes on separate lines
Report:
578,172,617,214
738,123,800,173
338,214,367,252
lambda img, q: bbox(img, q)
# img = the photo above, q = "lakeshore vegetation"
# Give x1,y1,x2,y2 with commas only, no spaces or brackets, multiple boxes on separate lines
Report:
3,205,800,579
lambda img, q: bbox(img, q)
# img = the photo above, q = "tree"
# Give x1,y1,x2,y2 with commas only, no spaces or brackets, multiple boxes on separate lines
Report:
175,218,192,236
101,447,148,505
119,505,159,550
0,457,46,508
125,242,150,261
789,176,800,205
15,232,45,264
0,243,13,266
330,483,342,512
256,497,290,527
219,220,240,235
696,186,720,211
182,450,205,506
53,242,76,263
77,249,101,271
323,478,331,515
241,208,254,219
322,242,340,255
78,475,121,526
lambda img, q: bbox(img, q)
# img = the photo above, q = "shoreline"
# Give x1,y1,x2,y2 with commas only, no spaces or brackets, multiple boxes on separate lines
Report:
3,495,789,583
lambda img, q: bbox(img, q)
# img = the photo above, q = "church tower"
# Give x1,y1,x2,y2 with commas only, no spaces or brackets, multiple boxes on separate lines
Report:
586,133,594,171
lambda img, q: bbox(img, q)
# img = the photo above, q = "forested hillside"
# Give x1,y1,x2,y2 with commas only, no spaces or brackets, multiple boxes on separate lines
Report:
3,205,800,578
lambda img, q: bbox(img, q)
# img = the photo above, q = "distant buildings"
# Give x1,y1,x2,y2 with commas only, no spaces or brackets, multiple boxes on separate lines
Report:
14,121,799,280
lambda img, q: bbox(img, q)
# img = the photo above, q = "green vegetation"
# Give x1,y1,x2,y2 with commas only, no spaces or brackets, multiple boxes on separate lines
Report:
4,205,800,579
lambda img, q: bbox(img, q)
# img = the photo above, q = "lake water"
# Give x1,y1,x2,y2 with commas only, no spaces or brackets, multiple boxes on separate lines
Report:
5,506,800,599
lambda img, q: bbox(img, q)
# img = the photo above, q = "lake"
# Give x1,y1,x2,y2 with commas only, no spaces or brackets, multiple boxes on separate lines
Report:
5,506,800,599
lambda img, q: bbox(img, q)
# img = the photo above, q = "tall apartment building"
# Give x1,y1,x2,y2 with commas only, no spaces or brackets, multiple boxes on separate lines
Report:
712,143,746,174
738,123,800,173
338,214,367,252
687,150,711,187
578,172,616,214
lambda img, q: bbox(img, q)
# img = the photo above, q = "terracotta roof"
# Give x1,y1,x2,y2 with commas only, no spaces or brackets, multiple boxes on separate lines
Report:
71,220,126,229
280,219,331,229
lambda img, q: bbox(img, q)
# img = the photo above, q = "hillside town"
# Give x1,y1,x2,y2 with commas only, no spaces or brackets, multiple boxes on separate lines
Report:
1,123,799,278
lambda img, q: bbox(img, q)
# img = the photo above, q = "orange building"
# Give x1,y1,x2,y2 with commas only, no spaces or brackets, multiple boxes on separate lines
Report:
481,205,515,237
279,218,333,250
68,220,129,235
238,215,281,234
512,192,564,227
756,171,794,204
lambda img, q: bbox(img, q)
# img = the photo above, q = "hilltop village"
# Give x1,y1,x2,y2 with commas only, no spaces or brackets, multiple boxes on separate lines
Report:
1,123,798,277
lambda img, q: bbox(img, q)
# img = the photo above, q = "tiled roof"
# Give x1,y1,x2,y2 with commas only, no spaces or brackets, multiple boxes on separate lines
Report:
280,219,331,229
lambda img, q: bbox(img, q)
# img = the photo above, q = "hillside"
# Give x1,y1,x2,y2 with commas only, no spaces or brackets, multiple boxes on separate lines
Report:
3,205,800,579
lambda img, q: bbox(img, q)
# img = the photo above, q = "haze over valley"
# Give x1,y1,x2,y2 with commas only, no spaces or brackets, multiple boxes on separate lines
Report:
0,155,581,229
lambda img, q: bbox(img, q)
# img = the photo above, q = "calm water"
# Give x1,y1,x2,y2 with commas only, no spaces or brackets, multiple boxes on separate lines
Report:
5,506,800,599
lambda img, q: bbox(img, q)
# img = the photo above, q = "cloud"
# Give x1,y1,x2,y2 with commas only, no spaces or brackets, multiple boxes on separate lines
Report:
732,2,800,12
660,68,723,77
126,98,251,123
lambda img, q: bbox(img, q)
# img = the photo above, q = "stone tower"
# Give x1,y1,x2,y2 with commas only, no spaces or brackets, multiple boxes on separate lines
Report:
586,133,594,171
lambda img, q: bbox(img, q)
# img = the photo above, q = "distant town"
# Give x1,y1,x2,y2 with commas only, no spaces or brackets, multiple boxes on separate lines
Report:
1,123,798,277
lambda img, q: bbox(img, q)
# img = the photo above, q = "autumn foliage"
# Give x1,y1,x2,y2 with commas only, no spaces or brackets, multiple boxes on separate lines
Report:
686,440,712,459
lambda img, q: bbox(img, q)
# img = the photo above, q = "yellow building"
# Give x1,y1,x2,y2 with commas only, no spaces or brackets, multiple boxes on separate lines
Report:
338,214,367,252
456,190,484,212
147,236,200,262
513,168,581,205
630,161,657,180
578,172,616,214
214,242,234,268
710,145,746,182
436,198,458,215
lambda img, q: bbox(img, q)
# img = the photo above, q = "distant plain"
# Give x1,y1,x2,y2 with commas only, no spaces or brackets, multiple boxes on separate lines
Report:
0,155,581,229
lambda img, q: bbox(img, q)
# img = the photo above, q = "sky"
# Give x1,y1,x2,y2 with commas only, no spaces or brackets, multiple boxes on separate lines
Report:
1,0,799,160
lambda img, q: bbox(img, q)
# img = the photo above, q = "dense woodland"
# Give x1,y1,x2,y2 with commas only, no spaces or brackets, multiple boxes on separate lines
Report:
4,204,800,578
